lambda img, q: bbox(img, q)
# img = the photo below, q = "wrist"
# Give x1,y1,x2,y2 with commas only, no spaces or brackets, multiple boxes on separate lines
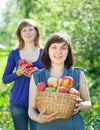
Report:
79,101,91,111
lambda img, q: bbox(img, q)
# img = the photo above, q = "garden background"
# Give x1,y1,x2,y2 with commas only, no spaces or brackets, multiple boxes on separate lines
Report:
0,0,100,130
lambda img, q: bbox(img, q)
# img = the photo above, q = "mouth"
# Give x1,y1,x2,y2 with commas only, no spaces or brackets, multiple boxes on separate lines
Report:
25,36,32,38
54,55,62,59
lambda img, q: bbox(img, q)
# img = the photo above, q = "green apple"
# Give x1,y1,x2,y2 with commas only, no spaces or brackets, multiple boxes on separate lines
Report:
45,87,56,92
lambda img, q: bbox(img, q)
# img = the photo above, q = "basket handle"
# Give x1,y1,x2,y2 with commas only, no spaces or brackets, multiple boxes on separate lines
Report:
56,78,62,92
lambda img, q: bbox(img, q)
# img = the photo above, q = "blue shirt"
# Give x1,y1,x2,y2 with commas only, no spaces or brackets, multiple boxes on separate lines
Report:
2,49,43,106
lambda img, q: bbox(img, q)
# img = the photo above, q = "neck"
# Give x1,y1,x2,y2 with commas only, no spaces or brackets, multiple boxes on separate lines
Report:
49,64,65,79
51,62,64,70
23,43,38,50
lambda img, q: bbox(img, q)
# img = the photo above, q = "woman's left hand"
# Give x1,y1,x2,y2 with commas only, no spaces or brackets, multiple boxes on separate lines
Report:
38,109,59,124
24,71,32,78
73,97,83,114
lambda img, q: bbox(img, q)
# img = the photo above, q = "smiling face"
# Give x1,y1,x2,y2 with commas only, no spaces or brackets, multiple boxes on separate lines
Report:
48,42,68,65
41,32,74,69
16,19,40,49
21,25,37,43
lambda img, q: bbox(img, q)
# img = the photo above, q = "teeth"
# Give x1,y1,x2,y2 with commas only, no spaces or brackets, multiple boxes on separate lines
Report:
55,56,62,59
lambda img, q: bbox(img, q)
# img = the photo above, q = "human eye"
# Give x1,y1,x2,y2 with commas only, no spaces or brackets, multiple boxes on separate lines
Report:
29,28,34,31
22,28,26,32
51,45,57,49
62,46,67,50
28,26,35,32
61,44,68,50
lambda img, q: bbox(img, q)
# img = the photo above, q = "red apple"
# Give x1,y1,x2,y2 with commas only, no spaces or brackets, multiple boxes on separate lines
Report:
60,76,74,89
47,77,59,88
25,66,39,75
18,59,33,68
26,67,34,72
25,61,33,68
69,88,80,96
18,59,26,66
58,86,69,93
27,67,38,72
37,82,47,91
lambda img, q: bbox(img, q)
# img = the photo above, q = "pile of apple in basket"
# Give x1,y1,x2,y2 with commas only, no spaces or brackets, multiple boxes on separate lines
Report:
36,76,80,119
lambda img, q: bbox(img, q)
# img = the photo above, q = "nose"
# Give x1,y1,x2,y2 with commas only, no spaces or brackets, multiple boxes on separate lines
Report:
55,48,62,53
25,30,30,34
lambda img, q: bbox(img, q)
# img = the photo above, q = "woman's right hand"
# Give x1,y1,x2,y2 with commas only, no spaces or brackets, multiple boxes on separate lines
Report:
16,64,26,76
38,109,59,124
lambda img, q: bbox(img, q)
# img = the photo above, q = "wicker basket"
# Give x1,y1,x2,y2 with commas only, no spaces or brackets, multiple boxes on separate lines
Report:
36,91,78,119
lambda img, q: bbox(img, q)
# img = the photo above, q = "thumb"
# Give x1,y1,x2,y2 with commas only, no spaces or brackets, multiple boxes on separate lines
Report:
76,97,83,102
40,109,46,115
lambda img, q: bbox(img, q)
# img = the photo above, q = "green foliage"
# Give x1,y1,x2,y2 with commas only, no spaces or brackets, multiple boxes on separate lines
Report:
0,0,100,129
0,49,14,130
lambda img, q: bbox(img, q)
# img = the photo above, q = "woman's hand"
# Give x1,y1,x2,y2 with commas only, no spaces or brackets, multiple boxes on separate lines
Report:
24,68,35,77
16,64,33,77
38,109,59,124
16,64,26,76
73,97,83,114
24,70,32,78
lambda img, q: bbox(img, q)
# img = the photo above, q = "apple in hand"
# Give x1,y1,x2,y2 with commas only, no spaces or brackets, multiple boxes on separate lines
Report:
18,59,26,66
47,77,59,88
26,67,38,72
18,59,33,68
69,88,80,96
25,61,33,68
60,76,74,89
25,66,39,75
37,82,47,91
58,86,69,93
45,87,56,92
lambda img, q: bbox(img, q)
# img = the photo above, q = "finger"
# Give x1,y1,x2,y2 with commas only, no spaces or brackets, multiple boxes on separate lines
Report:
47,111,58,119
21,64,27,69
40,109,46,116
76,98,83,102
24,74,30,77
73,108,79,114
75,103,80,108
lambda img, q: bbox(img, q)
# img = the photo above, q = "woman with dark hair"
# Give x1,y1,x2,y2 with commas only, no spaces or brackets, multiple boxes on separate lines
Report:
2,19,43,130
41,32,73,69
28,32,91,130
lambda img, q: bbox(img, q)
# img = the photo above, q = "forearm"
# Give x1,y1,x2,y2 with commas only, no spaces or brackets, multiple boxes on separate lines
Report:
2,72,19,84
28,108,39,122
80,101,91,111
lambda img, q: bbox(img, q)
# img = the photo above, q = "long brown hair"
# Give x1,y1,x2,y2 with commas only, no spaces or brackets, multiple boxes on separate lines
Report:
16,19,40,49
41,32,74,69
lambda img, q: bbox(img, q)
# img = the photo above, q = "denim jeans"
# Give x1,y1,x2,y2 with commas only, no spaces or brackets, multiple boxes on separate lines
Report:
10,105,36,130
